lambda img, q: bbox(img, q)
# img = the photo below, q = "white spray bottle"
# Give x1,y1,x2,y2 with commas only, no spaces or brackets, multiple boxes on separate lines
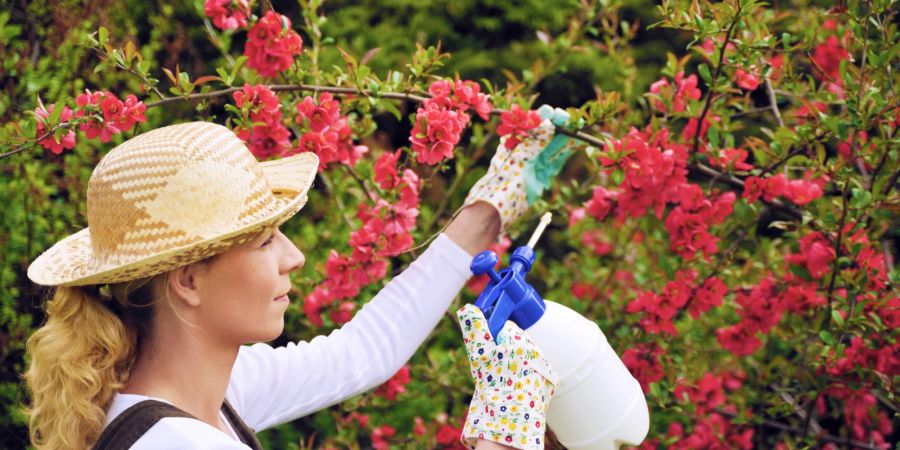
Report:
470,213,649,449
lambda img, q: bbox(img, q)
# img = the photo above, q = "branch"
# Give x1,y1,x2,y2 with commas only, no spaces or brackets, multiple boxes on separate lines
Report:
825,182,850,323
764,77,784,128
145,84,429,108
0,126,68,159
691,3,743,155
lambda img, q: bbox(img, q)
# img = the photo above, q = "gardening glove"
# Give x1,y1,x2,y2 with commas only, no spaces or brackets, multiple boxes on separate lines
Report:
464,105,577,238
456,304,559,450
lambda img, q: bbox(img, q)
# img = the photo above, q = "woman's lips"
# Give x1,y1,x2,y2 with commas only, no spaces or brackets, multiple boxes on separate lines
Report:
274,294,289,302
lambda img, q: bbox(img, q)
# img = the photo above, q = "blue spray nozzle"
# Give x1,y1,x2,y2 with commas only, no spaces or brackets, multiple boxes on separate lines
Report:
469,213,554,341
470,245,547,341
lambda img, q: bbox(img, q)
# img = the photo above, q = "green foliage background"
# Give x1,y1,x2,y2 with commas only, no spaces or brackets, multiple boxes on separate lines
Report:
1,0,898,449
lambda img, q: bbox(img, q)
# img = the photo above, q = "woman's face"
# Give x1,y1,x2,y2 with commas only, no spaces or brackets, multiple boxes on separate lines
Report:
192,227,305,345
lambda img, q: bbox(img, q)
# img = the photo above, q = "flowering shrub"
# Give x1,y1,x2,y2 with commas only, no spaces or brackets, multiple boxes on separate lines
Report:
1,0,898,448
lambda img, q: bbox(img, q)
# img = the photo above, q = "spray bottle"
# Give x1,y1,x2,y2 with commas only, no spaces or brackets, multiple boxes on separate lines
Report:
470,213,649,450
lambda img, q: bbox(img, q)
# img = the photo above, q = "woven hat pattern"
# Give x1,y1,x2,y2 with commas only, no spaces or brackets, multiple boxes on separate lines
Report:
27,122,318,286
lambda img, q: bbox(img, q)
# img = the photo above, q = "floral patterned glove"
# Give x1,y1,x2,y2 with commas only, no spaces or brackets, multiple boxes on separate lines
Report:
456,304,559,450
463,105,576,239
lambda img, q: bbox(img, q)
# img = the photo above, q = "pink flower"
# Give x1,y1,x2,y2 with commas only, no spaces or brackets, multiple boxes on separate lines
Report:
410,102,466,165
648,71,701,114
204,0,251,30
244,11,304,78
75,89,146,142
496,104,541,150
672,72,702,113
784,176,825,205
734,68,760,90
329,301,355,325
373,149,402,190
296,92,341,132
710,148,753,172
33,104,76,154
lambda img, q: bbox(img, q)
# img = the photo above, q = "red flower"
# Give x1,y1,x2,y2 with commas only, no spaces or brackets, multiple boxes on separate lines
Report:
584,186,617,222
621,343,665,393
33,104,76,154
435,423,462,445
413,417,426,436
376,365,411,401
204,0,251,30
244,11,304,78
370,425,396,450
292,94,367,169
496,104,541,150
792,232,835,279
734,68,760,90
812,35,850,82
709,148,753,172
716,325,761,356
649,71,701,113
581,229,614,256
329,301,356,325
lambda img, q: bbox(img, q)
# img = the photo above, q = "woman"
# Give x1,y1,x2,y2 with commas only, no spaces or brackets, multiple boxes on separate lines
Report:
24,120,566,449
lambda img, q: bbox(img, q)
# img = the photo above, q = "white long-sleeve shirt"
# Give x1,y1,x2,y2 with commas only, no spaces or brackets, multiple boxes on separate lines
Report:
104,233,474,449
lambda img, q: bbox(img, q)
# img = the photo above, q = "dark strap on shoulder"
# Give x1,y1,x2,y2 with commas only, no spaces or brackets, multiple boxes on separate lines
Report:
93,400,193,450
222,400,263,450
93,399,263,450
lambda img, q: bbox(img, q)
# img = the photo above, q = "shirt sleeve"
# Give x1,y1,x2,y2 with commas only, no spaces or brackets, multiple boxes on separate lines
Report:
226,233,474,431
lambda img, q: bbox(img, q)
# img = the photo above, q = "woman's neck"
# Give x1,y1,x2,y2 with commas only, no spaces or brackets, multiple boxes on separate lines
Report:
121,319,240,432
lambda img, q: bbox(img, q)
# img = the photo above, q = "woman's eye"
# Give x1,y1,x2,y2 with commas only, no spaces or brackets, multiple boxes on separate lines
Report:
261,235,275,247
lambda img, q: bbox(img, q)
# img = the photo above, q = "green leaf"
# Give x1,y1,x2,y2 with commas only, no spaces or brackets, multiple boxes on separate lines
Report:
98,26,108,47
708,125,720,149
819,330,835,346
850,188,872,209
831,310,845,328
698,63,712,84
789,263,812,281
611,168,625,185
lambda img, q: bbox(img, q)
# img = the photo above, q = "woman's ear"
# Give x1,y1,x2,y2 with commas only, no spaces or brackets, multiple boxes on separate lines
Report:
167,263,205,308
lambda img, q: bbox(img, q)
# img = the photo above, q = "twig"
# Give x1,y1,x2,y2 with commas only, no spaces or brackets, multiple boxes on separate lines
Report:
771,383,823,435
0,128,64,158
758,145,808,177
691,3,743,155
339,164,377,205
729,106,772,119
764,77,784,127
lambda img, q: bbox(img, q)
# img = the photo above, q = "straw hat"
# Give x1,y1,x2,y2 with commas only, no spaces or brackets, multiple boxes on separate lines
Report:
27,121,319,287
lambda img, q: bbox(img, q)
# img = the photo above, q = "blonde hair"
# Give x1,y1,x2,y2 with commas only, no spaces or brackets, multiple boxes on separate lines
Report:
24,275,163,449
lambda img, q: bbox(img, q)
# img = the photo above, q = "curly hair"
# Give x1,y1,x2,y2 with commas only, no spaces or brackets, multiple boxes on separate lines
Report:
24,275,162,449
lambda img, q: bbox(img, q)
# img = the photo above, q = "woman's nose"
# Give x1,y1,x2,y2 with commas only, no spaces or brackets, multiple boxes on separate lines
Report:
277,230,305,273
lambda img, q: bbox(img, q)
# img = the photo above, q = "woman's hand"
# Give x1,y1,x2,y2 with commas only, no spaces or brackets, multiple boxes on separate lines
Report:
463,105,576,238
456,304,559,450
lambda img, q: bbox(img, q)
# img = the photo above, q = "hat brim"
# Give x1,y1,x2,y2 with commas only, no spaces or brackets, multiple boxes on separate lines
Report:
27,152,319,287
